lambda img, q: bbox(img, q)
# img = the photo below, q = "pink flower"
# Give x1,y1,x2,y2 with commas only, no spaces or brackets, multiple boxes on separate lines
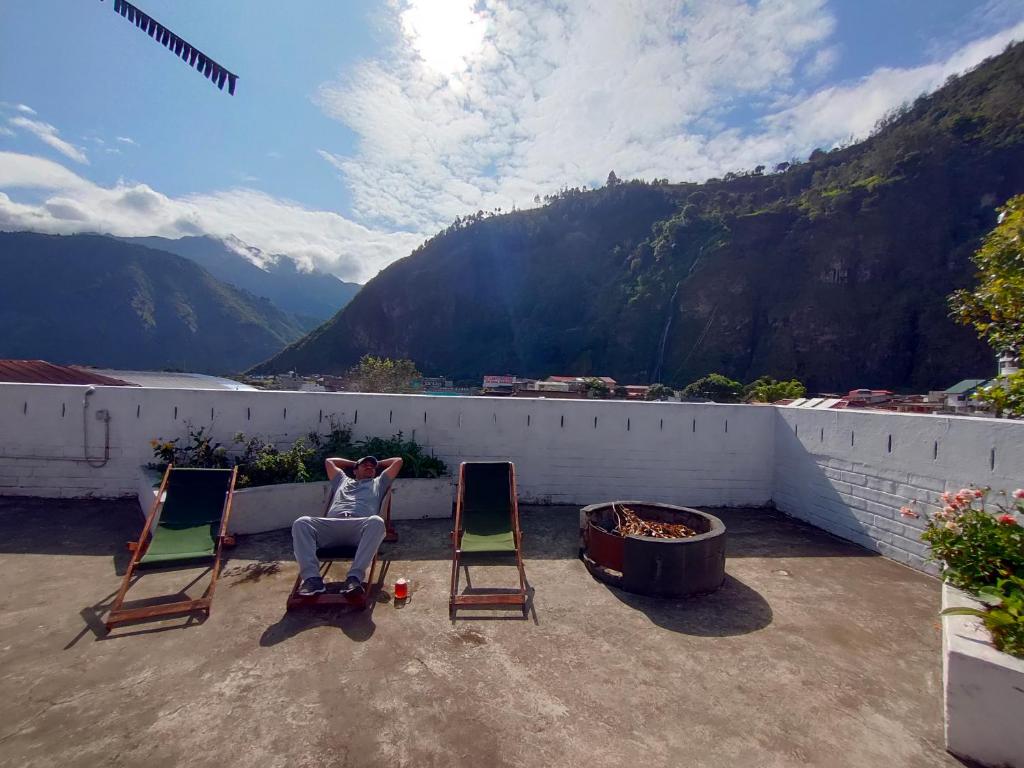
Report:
940,491,952,503
998,514,1018,526
943,505,956,516
1013,489,1024,500
899,506,919,519
973,489,985,499
944,521,959,531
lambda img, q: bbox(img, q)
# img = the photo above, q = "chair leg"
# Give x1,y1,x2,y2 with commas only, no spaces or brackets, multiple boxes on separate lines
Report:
449,551,460,618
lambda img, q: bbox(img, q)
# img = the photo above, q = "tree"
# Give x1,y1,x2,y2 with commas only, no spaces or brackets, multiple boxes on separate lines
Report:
582,377,610,398
645,383,675,401
347,355,422,393
680,373,743,403
972,373,1024,418
744,376,807,403
606,170,620,187
949,195,1024,357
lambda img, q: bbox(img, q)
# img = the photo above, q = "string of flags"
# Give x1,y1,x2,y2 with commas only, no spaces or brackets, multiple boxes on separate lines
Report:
101,0,238,95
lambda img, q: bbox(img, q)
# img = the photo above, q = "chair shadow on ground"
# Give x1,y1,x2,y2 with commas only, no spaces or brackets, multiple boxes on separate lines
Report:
259,559,392,646
66,566,214,647
601,572,773,637
449,561,539,624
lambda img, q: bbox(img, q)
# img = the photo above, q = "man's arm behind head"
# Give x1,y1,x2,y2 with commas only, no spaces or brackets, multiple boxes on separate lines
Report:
378,457,404,482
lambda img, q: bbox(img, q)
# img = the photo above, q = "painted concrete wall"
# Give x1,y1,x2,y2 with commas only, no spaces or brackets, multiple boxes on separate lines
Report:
4,382,1023,574
774,406,1024,572
0,383,775,508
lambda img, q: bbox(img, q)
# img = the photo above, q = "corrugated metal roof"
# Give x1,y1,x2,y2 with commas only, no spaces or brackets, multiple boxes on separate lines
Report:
87,368,256,391
0,360,135,386
943,379,988,395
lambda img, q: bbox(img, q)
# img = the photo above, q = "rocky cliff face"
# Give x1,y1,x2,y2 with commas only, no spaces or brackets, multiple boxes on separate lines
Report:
256,43,1024,391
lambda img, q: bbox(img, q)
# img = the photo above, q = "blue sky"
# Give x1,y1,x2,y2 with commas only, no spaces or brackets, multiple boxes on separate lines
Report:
1,0,1023,281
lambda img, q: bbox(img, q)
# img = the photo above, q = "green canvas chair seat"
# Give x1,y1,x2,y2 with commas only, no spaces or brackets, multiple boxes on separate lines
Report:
449,461,529,616
137,469,232,568
106,465,237,629
459,528,516,553
139,522,218,566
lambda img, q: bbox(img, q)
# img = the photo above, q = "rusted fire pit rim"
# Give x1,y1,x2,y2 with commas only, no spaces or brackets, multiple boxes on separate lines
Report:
580,500,727,543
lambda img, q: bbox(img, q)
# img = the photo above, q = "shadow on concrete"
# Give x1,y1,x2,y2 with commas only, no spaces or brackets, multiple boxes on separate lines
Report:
0,498,877,569
258,560,391,645
602,573,773,637
720,507,879,560
0,496,142,557
259,608,377,645
64,576,211,648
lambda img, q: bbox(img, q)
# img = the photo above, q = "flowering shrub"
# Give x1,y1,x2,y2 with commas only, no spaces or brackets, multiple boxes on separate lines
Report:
907,487,1024,657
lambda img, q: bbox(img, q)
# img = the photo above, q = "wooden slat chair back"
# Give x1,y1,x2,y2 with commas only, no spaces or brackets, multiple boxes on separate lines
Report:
106,465,237,629
449,461,528,618
285,468,397,611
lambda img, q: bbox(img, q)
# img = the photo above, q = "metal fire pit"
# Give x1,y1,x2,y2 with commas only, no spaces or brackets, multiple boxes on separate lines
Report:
579,501,726,597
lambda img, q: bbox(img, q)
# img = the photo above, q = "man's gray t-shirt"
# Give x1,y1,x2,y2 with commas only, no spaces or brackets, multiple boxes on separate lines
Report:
327,472,392,518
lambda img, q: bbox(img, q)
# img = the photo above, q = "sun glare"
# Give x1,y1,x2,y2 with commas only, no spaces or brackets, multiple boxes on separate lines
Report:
400,0,487,76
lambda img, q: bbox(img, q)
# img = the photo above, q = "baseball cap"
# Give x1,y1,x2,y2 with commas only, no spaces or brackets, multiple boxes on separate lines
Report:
355,455,378,468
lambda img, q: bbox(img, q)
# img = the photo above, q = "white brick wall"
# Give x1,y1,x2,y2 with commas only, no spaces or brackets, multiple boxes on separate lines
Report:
773,407,1024,572
2,382,1021,574
0,383,774,507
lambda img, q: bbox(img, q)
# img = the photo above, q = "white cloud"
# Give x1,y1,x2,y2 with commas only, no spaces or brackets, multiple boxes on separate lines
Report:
766,20,1024,150
0,126,14,137
315,0,1024,235
15,104,36,115
0,151,419,282
116,136,137,145
8,116,89,164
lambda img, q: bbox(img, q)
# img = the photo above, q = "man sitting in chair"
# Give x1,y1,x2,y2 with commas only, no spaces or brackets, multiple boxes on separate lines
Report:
292,455,403,597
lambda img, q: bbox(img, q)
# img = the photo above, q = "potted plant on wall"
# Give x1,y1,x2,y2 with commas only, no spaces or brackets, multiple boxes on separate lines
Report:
903,488,1024,766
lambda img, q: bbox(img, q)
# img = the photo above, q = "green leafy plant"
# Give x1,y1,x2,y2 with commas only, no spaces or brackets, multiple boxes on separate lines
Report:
347,355,422,393
972,371,1024,418
942,575,1024,658
645,383,675,401
680,373,743,402
912,487,1024,657
232,433,315,489
949,194,1024,360
582,377,610,399
744,376,807,403
149,424,229,470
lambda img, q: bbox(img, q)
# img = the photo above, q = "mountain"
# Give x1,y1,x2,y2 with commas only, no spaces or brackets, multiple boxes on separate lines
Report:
122,235,361,330
257,42,1024,392
0,233,305,374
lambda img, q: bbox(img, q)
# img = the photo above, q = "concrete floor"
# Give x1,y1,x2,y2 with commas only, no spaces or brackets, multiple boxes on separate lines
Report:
0,497,964,768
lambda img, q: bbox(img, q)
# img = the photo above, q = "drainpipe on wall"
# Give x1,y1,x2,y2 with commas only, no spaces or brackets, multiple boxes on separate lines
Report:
83,386,111,468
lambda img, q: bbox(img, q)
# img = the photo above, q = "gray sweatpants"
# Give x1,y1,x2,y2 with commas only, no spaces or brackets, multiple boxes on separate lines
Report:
291,514,386,583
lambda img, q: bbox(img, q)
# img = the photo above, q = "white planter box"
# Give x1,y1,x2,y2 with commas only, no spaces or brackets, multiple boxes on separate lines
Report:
942,582,1024,767
136,470,452,535
388,476,453,520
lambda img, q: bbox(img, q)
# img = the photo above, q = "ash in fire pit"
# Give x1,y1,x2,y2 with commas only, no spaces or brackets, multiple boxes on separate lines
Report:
580,501,726,598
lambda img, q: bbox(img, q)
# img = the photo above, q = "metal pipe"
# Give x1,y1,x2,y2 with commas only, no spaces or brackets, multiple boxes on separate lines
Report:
83,387,111,467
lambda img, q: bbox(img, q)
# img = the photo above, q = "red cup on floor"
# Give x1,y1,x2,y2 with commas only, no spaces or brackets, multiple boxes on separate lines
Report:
394,578,409,600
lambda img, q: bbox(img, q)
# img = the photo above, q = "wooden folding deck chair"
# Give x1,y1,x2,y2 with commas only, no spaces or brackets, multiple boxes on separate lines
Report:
106,465,237,629
449,461,528,618
285,471,398,611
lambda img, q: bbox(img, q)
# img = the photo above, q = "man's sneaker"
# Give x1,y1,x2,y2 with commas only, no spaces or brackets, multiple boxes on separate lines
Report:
339,575,365,598
297,576,326,596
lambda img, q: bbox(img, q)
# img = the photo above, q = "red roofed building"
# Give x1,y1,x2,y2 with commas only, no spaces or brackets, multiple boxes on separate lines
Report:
0,360,135,386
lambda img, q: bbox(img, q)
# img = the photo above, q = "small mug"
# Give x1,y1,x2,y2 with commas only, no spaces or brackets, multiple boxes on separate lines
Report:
394,578,409,600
